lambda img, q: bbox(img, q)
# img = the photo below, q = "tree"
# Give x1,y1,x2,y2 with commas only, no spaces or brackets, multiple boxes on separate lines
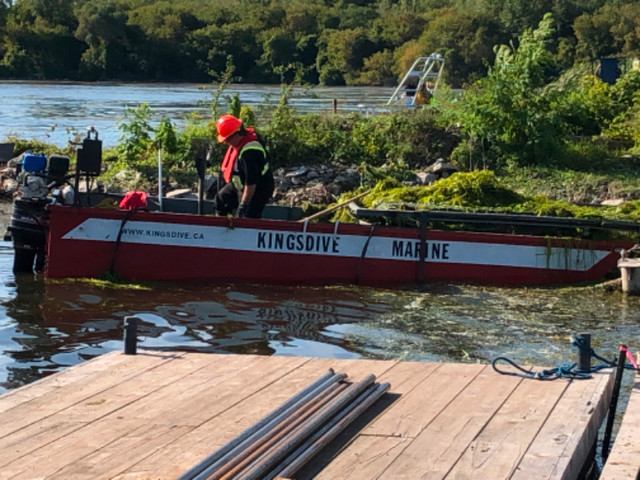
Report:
317,27,377,85
447,14,567,168
356,49,396,85
74,2,130,79
186,22,259,82
125,2,200,79
573,2,640,60
417,7,503,88
0,0,81,78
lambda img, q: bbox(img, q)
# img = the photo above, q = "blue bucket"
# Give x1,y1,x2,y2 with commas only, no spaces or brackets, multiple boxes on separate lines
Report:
22,153,47,173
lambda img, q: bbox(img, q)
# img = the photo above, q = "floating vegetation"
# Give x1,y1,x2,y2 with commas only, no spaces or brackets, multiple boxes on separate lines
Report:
49,277,153,291
330,170,640,240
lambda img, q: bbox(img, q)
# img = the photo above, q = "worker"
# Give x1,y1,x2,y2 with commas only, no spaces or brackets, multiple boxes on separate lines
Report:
415,84,432,105
214,114,274,218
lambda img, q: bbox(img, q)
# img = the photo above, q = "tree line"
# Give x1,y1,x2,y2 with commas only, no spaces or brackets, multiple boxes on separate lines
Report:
0,0,639,87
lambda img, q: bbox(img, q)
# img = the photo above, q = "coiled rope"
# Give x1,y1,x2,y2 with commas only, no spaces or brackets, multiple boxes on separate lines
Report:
492,334,640,380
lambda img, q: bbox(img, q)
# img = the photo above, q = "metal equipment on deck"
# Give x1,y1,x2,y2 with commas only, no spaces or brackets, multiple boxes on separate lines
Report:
387,53,445,107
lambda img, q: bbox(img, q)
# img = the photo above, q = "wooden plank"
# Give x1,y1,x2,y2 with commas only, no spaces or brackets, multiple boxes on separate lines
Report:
52,351,237,422
114,353,274,425
47,423,194,480
359,359,443,435
117,357,399,479
444,374,569,480
0,351,159,413
0,417,85,468
366,365,523,479
363,362,483,438
0,350,185,434
0,353,618,480
600,380,640,480
1,354,307,478
512,371,613,480
0,350,217,447
312,435,411,480
0,351,218,471
2,414,137,479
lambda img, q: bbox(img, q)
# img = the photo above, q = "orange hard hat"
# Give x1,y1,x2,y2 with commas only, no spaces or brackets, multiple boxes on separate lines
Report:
216,114,242,142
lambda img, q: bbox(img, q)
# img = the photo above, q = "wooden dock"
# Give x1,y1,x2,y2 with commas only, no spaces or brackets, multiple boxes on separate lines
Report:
600,373,640,479
0,351,614,479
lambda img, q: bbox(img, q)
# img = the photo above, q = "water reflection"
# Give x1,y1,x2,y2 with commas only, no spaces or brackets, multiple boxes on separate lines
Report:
2,239,640,395
1,273,64,390
0,276,399,391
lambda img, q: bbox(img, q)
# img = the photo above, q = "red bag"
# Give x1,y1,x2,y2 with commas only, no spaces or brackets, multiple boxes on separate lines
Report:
119,191,148,210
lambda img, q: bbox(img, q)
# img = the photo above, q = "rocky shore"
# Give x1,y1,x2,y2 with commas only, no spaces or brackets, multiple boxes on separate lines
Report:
270,159,458,206
1,156,459,209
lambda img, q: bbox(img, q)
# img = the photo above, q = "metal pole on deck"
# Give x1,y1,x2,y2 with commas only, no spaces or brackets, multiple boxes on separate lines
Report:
123,316,138,355
157,140,164,212
602,345,626,460
576,333,591,372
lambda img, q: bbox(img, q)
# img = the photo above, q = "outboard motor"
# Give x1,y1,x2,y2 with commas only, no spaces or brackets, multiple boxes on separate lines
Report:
10,153,51,273
9,127,101,274
9,152,71,273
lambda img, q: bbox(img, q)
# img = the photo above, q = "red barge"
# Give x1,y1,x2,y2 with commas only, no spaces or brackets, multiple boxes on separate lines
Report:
41,202,635,286
7,131,639,287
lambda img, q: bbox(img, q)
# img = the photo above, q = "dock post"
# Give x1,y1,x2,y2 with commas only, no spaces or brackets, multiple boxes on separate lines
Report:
602,345,626,460
575,333,591,372
618,257,640,294
332,99,337,113
124,316,138,355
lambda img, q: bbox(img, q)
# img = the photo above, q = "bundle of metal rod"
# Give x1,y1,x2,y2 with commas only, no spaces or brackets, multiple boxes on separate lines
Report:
265,381,390,480
179,370,390,480
179,369,344,480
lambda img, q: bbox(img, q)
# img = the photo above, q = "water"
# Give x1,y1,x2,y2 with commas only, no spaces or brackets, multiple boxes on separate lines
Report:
1,83,639,468
4,83,637,390
1,220,639,471
0,81,393,149
1,236,640,393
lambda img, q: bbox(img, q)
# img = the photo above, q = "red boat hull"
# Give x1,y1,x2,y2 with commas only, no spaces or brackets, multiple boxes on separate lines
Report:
45,206,631,286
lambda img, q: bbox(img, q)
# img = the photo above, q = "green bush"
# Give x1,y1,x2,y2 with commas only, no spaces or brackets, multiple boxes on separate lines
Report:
263,108,456,170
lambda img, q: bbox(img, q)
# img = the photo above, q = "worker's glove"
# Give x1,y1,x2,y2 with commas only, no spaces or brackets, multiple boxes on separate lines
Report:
236,202,249,218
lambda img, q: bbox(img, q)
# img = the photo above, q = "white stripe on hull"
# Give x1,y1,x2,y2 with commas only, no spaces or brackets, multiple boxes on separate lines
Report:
62,218,611,272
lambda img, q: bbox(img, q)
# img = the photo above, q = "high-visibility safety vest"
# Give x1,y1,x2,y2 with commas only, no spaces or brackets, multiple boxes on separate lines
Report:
220,128,269,185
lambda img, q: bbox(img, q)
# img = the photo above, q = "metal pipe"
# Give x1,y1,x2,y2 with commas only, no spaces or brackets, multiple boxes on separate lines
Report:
189,371,347,480
157,143,163,212
211,381,347,479
235,374,377,480
191,372,344,480
227,384,355,479
272,382,391,480
215,381,349,480
602,346,627,460
348,204,640,233
179,369,340,480
264,384,382,480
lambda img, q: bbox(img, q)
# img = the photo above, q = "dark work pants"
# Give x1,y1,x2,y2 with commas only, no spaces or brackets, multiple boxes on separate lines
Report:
214,180,274,218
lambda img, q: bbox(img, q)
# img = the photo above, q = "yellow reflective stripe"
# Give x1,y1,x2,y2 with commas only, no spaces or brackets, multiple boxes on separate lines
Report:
232,176,243,191
240,141,269,177
239,141,266,156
